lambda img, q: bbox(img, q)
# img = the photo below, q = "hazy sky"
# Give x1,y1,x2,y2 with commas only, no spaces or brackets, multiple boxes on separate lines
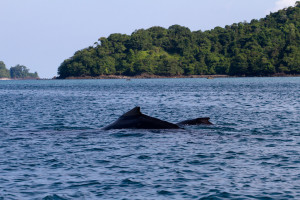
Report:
0,0,297,78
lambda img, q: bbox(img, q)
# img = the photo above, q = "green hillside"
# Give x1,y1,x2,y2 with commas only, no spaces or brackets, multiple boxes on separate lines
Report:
58,2,300,78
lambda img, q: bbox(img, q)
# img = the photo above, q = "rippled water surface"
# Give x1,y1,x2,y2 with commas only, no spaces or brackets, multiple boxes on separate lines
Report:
0,77,299,199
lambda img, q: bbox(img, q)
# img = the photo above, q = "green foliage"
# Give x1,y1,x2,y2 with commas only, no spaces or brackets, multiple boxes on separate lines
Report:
10,65,39,79
0,61,10,78
0,61,38,79
58,3,300,78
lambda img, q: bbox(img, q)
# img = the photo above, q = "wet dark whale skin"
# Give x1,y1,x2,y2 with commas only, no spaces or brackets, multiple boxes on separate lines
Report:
103,107,212,130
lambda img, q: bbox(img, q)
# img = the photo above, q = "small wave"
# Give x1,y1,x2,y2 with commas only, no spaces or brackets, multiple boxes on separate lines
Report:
119,178,145,188
94,159,110,164
137,155,151,160
0,128,8,135
44,158,64,168
42,194,68,200
200,191,241,199
195,153,217,159
110,131,145,138
187,160,203,165
66,180,101,189
118,170,140,174
86,147,105,152
157,190,175,196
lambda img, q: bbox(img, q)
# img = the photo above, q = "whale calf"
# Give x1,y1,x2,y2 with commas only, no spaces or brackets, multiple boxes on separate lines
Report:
103,107,212,130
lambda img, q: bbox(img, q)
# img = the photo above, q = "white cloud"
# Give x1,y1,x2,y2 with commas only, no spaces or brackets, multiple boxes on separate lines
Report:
272,0,297,12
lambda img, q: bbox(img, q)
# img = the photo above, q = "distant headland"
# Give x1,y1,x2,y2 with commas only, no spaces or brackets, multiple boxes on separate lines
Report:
0,61,39,80
57,2,300,79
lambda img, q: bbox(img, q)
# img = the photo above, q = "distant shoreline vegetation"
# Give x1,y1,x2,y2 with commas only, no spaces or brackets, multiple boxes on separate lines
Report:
56,2,297,79
0,61,39,79
59,73,300,80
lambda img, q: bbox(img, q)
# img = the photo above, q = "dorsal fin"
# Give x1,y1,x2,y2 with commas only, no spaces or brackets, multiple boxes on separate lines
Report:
122,107,142,117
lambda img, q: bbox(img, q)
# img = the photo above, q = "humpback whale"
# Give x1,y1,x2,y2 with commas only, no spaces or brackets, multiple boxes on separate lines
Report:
103,107,212,130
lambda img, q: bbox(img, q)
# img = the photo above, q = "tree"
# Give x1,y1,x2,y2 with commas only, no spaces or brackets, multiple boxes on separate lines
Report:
166,25,193,55
10,65,39,79
128,29,152,51
157,55,183,76
0,61,10,78
229,53,248,76
282,45,300,73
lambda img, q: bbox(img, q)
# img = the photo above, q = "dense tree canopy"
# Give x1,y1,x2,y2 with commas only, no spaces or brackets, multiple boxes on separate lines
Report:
58,2,300,78
0,62,39,79
10,65,39,79
0,61,10,78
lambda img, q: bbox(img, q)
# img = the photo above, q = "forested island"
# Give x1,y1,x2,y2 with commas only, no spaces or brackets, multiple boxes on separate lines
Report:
58,2,299,79
0,61,39,79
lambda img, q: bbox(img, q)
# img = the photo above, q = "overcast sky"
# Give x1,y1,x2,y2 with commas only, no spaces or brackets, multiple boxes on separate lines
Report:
0,0,297,78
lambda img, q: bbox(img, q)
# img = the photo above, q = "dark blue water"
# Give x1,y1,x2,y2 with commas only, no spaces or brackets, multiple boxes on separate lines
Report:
0,77,299,199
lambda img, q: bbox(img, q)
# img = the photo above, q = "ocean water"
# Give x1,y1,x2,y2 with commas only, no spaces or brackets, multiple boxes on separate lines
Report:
0,77,299,200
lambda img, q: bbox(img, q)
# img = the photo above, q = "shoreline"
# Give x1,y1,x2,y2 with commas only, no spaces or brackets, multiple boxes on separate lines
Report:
0,78,39,81
1,74,299,81
60,73,300,80
63,74,229,80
